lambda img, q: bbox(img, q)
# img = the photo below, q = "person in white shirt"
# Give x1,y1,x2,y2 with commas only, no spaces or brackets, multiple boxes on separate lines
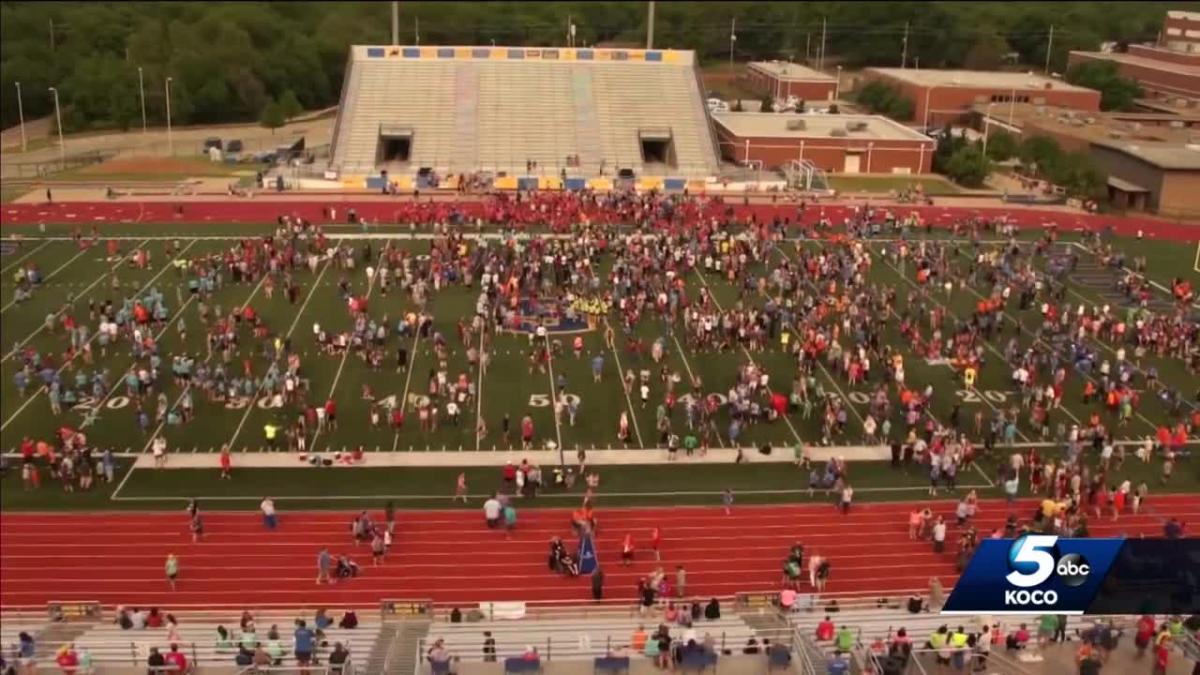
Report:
261,498,277,529
152,437,168,468
483,496,502,529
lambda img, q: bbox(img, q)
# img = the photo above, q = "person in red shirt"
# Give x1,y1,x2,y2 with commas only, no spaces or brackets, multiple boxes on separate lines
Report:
1152,640,1169,675
324,399,338,431
1134,615,1155,658
815,617,835,641
165,643,189,674
219,445,232,480
622,534,635,566
55,645,78,675
20,437,34,463
651,527,662,562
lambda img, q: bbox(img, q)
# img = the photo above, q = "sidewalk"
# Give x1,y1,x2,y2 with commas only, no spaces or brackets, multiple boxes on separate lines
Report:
138,445,891,469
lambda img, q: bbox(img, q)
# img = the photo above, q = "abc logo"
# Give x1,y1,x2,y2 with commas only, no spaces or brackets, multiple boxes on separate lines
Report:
1005,535,1091,596
1055,552,1090,587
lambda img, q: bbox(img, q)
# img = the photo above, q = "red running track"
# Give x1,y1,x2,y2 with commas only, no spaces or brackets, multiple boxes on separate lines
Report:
1,200,1197,241
2,495,1198,607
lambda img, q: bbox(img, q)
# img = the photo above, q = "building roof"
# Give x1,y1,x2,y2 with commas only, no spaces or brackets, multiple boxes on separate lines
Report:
1070,51,1200,78
1166,10,1200,21
748,61,835,82
867,68,1096,93
972,102,1200,146
1092,140,1200,170
711,112,933,142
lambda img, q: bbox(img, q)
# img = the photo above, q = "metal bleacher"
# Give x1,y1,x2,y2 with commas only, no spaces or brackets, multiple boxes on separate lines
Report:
0,610,380,671
330,46,721,178
421,610,756,666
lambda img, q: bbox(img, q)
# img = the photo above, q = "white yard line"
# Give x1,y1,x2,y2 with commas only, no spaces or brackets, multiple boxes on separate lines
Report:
225,257,332,451
139,271,271,453
0,247,91,314
0,239,195,432
771,246,870,428
310,245,389,450
691,267,807,445
0,239,53,275
603,317,645,448
952,271,1089,427
475,319,488,451
877,255,1035,443
543,333,566,455
392,327,424,452
1,238,155,363
667,332,729,446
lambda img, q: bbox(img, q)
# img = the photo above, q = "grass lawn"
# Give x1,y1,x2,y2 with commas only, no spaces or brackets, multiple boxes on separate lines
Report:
0,225,1194,514
47,156,265,182
827,175,963,195
0,185,30,203
1,451,1193,512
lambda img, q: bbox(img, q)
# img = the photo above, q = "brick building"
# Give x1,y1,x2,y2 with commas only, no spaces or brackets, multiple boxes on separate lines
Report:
711,113,934,174
861,68,1101,131
1068,11,1200,105
972,102,1200,217
745,62,838,102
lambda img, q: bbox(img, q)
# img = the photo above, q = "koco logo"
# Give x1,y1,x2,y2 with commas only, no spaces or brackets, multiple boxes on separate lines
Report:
1003,535,1091,606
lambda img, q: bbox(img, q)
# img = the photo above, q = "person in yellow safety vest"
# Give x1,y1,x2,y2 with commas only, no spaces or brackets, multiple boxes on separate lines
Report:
264,423,279,449
964,366,977,389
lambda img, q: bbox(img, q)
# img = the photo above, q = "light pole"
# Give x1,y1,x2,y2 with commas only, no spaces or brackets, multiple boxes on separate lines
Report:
982,102,995,158
165,77,174,155
47,86,65,163
138,67,147,134
834,65,842,100
15,81,26,151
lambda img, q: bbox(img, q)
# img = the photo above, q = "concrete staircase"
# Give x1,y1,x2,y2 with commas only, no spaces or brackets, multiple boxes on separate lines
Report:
380,619,431,675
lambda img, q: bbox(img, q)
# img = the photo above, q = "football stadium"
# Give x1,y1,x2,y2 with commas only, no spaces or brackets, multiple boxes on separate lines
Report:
1,3,1198,675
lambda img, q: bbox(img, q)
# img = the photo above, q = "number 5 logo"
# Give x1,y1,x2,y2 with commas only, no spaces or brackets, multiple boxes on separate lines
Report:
1005,535,1058,588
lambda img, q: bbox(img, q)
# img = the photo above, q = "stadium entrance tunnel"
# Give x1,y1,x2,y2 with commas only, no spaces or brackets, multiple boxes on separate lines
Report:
378,126,413,163
639,129,677,167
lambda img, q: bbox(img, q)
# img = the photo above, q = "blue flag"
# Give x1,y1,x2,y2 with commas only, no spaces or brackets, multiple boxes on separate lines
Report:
578,533,598,576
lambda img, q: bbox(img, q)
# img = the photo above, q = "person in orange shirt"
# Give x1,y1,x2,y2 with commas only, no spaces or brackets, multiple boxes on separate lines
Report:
622,534,635,567
631,625,647,652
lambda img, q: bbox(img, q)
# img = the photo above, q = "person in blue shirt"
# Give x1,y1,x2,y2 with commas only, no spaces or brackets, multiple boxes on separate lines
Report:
293,619,316,668
826,650,850,675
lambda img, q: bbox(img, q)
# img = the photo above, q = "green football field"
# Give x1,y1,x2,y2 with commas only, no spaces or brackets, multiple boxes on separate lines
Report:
1,223,1196,511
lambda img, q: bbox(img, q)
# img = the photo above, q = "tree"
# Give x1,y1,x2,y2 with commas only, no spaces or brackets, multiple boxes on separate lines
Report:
760,93,775,113
259,98,284,133
984,129,1018,162
854,81,913,121
964,31,1008,70
943,145,991,188
1019,135,1061,172
1065,61,1142,111
277,89,302,121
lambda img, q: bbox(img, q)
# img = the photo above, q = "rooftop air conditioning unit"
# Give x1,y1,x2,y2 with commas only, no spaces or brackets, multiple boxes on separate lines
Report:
1170,120,1185,129
1109,132,1125,139
786,119,807,131
847,121,868,132
1085,117,1096,124
830,128,848,137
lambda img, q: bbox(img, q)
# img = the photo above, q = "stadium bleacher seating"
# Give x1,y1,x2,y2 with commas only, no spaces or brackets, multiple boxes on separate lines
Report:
330,47,721,178
61,614,380,668
425,614,756,663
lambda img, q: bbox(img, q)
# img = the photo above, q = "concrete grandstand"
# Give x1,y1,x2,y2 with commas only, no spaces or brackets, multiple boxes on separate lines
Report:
329,45,722,182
